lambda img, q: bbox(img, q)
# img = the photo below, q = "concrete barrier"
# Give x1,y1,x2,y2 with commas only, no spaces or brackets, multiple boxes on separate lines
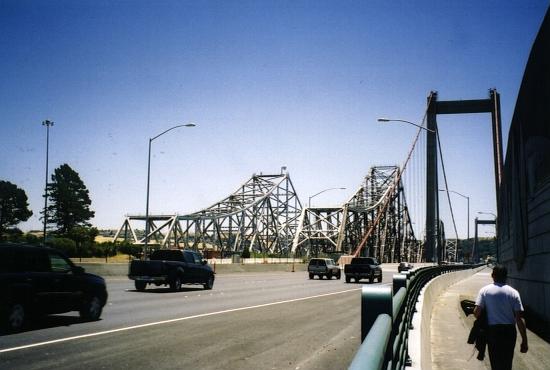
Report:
77,262,130,276
76,261,307,277
407,266,485,370
76,261,413,277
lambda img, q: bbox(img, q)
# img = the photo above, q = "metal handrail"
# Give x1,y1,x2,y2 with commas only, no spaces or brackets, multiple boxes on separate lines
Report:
349,314,392,370
350,264,482,370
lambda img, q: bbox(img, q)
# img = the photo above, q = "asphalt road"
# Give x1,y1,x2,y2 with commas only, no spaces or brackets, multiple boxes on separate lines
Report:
0,266,398,370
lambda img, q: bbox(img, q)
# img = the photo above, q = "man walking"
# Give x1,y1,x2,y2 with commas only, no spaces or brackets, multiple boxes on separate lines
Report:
474,265,528,370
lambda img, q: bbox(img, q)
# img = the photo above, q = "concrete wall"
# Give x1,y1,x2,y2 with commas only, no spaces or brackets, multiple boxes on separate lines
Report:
497,10,550,341
502,182,550,341
408,267,484,370
77,261,307,276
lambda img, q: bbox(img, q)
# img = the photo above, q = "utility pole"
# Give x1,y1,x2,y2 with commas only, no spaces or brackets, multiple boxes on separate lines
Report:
42,119,54,246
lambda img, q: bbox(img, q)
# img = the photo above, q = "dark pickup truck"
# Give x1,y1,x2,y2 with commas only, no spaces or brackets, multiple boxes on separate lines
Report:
344,257,383,283
1,243,108,333
129,249,214,291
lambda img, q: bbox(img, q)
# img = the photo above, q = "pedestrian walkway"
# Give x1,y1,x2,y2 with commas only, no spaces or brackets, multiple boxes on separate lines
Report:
431,268,550,370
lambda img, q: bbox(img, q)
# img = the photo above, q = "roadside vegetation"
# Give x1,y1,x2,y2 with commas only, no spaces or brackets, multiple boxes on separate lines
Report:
0,164,142,261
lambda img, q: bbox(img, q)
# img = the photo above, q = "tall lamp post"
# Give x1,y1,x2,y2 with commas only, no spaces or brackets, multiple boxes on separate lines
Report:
42,120,54,246
308,187,346,208
439,189,470,241
377,118,435,133
144,123,196,258
378,117,438,262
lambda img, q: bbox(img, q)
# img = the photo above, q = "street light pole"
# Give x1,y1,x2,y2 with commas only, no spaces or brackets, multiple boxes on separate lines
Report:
144,123,196,258
42,120,54,246
377,118,435,133
308,187,346,208
439,189,470,241
378,116,438,263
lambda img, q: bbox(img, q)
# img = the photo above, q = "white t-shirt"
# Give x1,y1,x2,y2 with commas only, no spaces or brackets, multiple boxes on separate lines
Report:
475,283,524,325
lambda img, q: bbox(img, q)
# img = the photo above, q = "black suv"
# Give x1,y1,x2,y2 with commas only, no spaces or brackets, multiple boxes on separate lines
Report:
308,258,341,280
0,244,108,333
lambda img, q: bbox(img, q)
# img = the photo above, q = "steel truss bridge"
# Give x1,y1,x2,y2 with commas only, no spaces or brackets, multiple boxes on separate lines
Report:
292,166,420,262
114,166,420,262
113,173,302,255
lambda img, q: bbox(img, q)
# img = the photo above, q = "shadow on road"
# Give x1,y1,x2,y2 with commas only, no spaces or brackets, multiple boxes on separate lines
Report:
1,315,97,336
131,286,207,293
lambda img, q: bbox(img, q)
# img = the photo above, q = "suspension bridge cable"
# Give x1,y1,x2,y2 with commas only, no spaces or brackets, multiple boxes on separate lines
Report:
352,92,436,257
436,129,460,246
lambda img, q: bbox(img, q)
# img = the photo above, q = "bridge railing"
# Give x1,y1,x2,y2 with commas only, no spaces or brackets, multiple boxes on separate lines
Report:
349,263,482,370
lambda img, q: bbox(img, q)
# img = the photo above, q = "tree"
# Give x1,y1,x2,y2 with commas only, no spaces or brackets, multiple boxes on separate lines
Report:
241,245,251,258
45,164,95,234
69,225,98,245
0,180,33,239
69,225,98,257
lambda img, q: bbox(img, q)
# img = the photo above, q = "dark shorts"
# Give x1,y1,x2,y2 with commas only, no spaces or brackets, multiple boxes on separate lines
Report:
487,324,517,370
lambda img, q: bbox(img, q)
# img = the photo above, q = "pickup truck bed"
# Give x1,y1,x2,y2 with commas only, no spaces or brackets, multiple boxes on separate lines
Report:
344,257,382,283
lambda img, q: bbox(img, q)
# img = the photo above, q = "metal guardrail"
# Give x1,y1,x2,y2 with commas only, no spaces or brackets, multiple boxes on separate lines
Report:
349,264,482,370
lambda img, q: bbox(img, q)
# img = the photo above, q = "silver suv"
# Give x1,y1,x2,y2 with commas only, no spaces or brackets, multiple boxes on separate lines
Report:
308,258,341,280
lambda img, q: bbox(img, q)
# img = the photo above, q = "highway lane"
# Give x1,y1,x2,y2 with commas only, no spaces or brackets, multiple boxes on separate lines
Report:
1,266,398,369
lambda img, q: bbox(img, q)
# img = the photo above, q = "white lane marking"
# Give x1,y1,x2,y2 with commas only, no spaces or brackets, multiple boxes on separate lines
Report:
0,288,360,354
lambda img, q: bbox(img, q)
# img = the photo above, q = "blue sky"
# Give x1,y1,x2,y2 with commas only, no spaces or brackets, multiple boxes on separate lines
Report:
1,0,548,238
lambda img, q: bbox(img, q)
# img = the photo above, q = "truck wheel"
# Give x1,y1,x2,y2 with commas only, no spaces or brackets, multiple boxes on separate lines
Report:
336,271,341,280
203,276,214,290
345,276,351,283
369,272,374,283
327,272,332,280
309,273,314,279
135,281,146,291
378,273,383,283
80,295,103,321
170,277,182,292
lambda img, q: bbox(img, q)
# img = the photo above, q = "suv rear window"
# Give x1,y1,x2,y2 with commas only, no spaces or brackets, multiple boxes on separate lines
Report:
151,250,184,261
15,248,50,272
0,248,49,272
309,259,326,267
351,257,377,265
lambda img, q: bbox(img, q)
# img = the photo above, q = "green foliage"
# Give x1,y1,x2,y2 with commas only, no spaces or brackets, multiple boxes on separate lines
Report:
68,226,98,244
48,238,119,258
48,237,77,257
4,228,23,242
241,246,251,258
24,233,40,244
0,180,33,240
88,242,117,258
44,164,95,234
118,242,142,258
